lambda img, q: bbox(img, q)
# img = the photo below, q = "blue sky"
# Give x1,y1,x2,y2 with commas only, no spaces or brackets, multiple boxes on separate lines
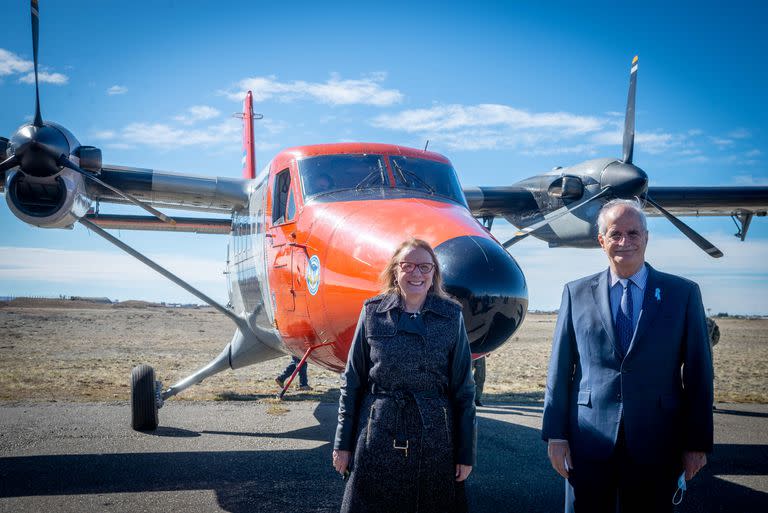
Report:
1,0,766,314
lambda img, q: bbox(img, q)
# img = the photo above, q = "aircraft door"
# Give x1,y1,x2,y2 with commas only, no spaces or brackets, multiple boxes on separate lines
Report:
268,168,296,313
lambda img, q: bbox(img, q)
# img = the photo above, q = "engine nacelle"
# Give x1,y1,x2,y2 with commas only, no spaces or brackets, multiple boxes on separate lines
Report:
5,168,91,229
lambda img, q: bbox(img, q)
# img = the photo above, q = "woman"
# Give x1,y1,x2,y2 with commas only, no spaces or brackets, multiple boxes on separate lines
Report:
332,238,476,513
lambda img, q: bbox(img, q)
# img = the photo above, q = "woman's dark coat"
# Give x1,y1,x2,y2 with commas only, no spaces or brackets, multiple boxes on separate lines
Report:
334,292,477,513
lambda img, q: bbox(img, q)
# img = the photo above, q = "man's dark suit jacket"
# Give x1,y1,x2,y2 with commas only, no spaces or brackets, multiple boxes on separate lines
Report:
542,264,713,468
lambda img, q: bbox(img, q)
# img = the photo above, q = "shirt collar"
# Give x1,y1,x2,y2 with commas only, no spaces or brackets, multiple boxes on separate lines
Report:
609,263,648,290
375,292,455,318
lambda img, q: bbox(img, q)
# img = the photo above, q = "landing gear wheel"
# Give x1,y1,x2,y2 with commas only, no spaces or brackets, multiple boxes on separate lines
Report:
131,364,159,431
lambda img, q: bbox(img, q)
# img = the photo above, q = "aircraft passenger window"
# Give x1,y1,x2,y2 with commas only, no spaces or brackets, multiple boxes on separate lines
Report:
272,169,292,224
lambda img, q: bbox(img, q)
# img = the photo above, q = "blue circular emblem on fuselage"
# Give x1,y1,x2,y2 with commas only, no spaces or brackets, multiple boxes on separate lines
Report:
307,255,321,295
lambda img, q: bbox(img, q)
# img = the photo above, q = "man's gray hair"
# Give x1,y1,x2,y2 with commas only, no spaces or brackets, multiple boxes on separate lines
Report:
597,198,648,235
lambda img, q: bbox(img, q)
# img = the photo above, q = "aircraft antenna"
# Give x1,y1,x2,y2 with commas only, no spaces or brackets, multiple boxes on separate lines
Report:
424,140,430,151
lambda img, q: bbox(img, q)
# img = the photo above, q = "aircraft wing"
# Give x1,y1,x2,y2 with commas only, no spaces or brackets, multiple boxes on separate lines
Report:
644,186,768,217
1,162,248,233
464,185,768,218
91,165,250,214
69,164,251,234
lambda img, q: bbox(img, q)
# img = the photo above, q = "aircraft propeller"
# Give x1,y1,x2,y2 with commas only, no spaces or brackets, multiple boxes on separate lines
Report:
0,1,175,225
502,56,723,258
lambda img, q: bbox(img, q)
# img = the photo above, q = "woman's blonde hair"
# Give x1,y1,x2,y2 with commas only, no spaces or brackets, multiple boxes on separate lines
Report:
380,238,451,299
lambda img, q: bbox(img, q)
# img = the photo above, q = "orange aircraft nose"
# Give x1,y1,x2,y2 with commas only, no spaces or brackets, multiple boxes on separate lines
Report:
308,197,527,357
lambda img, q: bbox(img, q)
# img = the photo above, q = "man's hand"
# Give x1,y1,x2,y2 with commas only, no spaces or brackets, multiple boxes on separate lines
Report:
455,464,472,482
333,449,351,476
547,439,573,479
683,451,707,480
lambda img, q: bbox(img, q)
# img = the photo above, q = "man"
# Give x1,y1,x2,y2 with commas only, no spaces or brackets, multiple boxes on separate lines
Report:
276,355,312,391
542,199,713,512
473,355,486,407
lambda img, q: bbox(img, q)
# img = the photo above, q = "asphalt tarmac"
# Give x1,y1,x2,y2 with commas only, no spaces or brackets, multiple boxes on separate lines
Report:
0,401,765,512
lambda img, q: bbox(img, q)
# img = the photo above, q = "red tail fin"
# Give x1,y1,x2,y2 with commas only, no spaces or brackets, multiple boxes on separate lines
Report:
241,91,256,179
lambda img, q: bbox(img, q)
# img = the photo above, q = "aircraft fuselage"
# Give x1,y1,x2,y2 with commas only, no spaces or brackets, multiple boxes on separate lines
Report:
226,143,528,372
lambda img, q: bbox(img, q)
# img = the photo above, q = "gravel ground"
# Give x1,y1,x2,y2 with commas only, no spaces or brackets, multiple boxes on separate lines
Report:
0,302,764,404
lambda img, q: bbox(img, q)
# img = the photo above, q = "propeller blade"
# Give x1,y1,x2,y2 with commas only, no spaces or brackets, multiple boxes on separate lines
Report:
0,155,20,174
31,0,43,127
645,195,723,258
621,55,638,164
502,187,613,248
57,156,176,225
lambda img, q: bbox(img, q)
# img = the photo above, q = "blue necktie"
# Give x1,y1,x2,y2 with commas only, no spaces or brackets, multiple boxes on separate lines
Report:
616,280,634,356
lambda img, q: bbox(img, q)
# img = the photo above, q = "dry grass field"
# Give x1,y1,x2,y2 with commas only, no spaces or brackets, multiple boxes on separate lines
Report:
0,299,765,404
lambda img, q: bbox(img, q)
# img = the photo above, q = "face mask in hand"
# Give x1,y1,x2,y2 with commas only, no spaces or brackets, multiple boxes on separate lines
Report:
672,471,686,505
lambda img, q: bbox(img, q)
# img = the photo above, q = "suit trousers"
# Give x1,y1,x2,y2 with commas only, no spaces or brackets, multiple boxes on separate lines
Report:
568,422,680,513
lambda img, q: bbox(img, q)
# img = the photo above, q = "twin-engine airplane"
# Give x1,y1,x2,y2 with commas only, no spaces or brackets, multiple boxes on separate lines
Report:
2,2,767,430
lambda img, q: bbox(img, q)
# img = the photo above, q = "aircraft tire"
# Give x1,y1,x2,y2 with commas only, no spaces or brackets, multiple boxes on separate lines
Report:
131,364,159,431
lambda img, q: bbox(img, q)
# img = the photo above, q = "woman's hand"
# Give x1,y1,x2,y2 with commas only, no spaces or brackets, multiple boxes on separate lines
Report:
333,449,352,476
455,464,472,482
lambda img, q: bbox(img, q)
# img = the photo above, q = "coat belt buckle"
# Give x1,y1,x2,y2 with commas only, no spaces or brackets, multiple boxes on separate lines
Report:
393,439,409,457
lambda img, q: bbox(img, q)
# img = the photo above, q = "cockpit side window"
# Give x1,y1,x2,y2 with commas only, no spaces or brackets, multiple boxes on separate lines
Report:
272,168,295,224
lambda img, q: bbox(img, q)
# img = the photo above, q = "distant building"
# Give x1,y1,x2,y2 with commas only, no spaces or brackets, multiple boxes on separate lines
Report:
70,296,113,304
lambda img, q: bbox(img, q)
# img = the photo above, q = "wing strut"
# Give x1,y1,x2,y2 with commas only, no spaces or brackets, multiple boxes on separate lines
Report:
78,218,247,328
731,211,754,241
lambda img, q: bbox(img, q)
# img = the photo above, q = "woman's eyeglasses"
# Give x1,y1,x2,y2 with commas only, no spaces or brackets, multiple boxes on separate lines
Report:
397,262,435,274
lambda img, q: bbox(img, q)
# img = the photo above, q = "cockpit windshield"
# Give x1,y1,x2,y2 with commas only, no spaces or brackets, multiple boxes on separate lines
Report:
298,153,466,207
299,154,387,199
390,156,466,205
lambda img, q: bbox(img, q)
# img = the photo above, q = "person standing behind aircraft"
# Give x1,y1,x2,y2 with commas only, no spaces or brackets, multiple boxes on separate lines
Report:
472,355,486,406
542,199,713,513
333,238,476,513
275,355,312,391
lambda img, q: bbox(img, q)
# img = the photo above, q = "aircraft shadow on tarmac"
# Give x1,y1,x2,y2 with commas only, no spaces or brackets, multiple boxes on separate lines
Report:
0,403,765,513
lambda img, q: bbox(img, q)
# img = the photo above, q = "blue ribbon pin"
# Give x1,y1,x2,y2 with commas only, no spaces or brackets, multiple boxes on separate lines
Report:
655,288,661,302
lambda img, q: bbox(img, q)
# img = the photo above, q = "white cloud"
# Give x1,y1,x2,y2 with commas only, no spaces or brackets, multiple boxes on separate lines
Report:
727,128,751,139
732,174,768,186
520,144,597,157
107,85,128,95
373,104,602,134
112,119,242,148
709,136,733,148
174,105,221,125
1,48,68,85
223,72,403,106
372,103,603,152
590,130,679,154
19,70,69,85
0,48,32,76
91,130,116,140
260,118,287,135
